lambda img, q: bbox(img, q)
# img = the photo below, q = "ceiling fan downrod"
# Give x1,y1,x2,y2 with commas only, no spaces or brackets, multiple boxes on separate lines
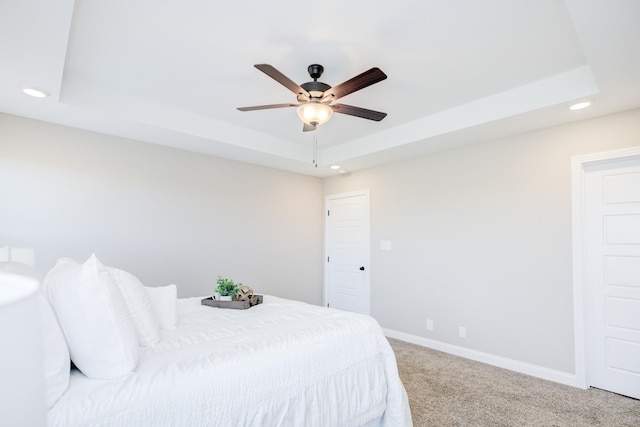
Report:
307,64,324,81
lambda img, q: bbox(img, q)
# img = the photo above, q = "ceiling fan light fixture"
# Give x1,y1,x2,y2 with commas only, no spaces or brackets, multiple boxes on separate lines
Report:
296,102,333,126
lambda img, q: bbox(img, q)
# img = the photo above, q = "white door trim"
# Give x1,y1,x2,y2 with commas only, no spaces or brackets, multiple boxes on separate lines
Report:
571,145,640,389
324,189,371,311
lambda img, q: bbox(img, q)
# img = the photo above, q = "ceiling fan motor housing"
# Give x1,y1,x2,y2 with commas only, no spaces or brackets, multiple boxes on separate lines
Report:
300,81,331,101
298,64,332,101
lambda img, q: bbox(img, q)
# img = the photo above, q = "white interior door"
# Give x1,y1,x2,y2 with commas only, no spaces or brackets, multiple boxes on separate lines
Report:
325,191,370,314
584,157,640,399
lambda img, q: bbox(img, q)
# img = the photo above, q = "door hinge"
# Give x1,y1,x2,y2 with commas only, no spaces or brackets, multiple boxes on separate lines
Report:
327,210,330,216
327,256,330,262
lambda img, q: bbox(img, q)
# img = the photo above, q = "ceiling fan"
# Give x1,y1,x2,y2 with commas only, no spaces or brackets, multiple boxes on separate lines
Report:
237,64,387,132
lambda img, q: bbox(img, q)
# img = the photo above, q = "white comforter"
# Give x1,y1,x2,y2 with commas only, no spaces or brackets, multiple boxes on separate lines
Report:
48,296,412,427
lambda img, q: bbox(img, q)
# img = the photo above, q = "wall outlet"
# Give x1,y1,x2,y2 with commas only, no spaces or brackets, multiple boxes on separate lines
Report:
426,319,434,331
458,326,466,338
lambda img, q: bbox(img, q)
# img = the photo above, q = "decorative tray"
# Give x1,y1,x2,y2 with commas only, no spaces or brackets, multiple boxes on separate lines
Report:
201,295,263,310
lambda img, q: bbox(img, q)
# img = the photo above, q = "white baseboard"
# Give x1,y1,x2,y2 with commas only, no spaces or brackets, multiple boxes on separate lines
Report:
383,328,586,389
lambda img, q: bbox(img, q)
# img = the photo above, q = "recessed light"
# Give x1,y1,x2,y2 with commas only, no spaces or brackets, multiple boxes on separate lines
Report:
20,86,50,98
569,101,591,110
330,165,340,170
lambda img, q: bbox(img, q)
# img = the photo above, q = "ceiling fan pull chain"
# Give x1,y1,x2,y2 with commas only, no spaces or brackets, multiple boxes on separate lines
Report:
313,130,318,167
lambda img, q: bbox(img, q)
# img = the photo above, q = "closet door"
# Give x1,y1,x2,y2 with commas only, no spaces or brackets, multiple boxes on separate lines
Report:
584,157,640,399
325,190,370,315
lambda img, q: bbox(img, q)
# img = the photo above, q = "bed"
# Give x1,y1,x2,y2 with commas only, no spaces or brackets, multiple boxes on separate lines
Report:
2,255,412,427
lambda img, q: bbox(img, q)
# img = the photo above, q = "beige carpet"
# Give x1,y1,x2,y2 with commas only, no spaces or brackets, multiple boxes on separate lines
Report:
388,338,640,427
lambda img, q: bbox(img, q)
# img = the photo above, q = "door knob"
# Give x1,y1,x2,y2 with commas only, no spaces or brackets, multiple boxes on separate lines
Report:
359,266,365,271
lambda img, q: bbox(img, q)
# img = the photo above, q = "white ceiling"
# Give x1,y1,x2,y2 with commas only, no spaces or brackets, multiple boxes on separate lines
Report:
1,0,639,177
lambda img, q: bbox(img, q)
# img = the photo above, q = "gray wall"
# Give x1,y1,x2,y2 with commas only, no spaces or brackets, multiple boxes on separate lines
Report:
3,108,640,375
324,108,640,373
0,114,324,303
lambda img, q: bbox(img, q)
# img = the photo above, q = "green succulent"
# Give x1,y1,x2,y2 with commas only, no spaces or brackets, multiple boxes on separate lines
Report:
215,276,240,296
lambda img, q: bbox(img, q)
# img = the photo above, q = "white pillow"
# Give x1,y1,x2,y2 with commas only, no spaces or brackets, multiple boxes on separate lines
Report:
42,255,138,379
145,285,177,330
40,258,79,303
37,292,70,408
111,268,160,347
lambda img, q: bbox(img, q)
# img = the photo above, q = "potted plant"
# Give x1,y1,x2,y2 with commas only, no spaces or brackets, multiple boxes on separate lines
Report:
215,276,240,301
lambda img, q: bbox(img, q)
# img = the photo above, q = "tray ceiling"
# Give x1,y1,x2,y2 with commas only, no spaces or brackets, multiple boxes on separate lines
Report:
1,0,639,176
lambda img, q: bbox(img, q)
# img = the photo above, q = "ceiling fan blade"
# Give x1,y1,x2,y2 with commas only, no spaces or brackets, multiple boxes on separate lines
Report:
332,104,387,121
254,64,310,98
237,103,298,111
323,68,387,101
302,122,316,132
